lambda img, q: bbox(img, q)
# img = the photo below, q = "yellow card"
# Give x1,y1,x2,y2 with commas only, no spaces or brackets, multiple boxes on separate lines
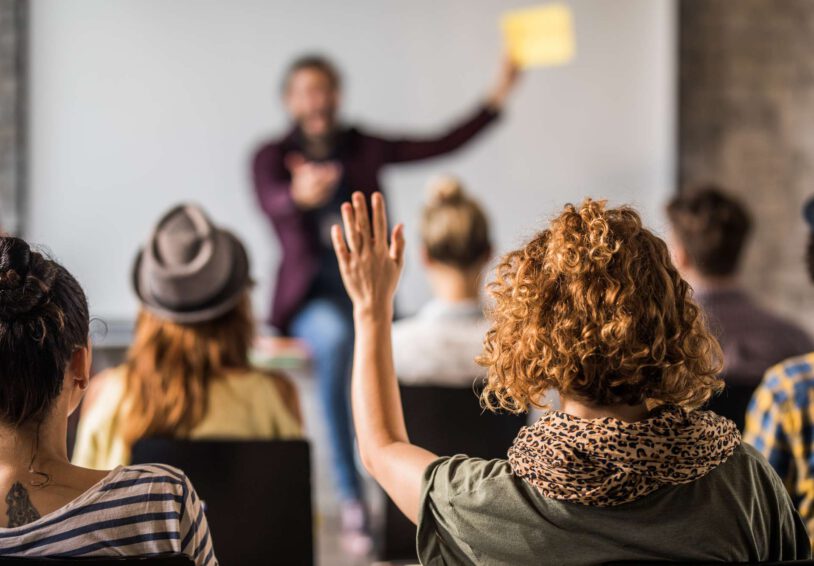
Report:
501,3,575,68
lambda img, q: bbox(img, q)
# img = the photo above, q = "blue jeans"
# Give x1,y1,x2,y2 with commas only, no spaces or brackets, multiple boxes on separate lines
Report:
290,297,360,501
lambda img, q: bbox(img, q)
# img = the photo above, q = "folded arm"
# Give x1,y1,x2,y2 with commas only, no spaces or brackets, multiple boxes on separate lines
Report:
252,144,299,222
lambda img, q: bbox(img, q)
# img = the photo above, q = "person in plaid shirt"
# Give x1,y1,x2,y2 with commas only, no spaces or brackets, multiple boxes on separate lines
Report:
745,197,814,545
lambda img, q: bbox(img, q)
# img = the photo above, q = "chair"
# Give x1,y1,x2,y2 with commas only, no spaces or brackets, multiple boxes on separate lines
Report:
379,384,527,561
131,439,313,566
0,556,193,565
604,561,814,565
704,381,758,431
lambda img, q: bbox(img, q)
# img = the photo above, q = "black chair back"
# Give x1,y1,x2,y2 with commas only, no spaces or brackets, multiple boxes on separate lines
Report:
0,555,193,565
704,381,757,431
131,439,313,566
380,384,527,561
604,560,814,565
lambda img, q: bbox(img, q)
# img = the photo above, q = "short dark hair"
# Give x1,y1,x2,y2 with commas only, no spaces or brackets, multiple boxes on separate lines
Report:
282,54,341,92
666,185,752,277
0,237,89,427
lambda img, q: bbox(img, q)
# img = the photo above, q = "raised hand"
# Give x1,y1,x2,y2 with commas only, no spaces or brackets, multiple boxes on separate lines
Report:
331,192,405,318
486,52,522,112
286,153,342,210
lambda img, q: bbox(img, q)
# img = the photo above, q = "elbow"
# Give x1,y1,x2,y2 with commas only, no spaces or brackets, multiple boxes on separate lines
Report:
357,445,378,477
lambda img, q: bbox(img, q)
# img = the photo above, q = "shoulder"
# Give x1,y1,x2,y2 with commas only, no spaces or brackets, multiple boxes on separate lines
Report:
82,366,127,419
423,455,516,500
259,370,299,405
714,442,788,492
226,369,301,416
759,308,813,346
252,133,298,166
227,368,295,396
760,352,814,395
734,298,814,347
392,315,427,343
99,464,194,504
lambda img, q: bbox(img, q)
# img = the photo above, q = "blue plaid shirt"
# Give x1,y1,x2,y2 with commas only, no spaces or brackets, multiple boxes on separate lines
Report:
745,352,814,544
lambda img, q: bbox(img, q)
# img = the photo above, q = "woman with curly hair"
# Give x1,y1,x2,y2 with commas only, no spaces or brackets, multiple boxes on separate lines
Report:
332,192,809,565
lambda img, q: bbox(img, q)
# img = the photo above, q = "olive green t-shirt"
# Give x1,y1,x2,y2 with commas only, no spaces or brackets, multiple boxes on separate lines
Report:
418,443,810,565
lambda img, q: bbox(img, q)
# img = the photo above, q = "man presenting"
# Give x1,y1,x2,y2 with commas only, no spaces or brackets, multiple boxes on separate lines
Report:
252,53,519,553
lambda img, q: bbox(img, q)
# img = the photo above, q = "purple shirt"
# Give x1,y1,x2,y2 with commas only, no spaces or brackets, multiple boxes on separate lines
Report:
253,104,499,331
696,288,814,386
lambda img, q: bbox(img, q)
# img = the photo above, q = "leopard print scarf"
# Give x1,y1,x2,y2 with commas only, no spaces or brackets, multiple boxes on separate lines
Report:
508,405,740,507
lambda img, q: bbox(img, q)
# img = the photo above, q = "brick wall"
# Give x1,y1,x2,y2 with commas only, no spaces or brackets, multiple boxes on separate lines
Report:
0,0,24,234
679,0,814,333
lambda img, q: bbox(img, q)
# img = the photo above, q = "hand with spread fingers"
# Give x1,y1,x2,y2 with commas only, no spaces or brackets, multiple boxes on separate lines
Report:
331,192,405,318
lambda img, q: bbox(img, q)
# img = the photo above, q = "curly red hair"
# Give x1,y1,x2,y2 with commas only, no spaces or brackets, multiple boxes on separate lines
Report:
478,198,723,412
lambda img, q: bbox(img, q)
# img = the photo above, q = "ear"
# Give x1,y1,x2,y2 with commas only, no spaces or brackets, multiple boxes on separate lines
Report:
671,240,691,270
66,341,92,414
420,246,433,268
480,245,493,266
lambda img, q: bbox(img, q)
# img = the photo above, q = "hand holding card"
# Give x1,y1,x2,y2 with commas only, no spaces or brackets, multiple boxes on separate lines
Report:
502,3,575,69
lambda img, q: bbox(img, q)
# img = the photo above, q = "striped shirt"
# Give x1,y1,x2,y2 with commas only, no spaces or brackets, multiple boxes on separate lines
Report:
0,464,217,565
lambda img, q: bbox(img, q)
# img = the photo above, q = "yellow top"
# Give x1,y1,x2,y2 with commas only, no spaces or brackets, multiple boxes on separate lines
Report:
72,366,303,470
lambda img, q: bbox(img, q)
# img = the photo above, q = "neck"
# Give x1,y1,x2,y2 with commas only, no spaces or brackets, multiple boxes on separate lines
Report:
684,270,739,294
560,397,650,423
300,129,336,160
427,266,481,303
0,413,69,475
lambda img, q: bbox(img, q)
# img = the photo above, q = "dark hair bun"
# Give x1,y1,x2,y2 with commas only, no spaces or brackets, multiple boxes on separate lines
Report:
0,237,54,321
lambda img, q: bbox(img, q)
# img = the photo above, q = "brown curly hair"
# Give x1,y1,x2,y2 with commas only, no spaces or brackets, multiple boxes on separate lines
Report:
478,198,723,413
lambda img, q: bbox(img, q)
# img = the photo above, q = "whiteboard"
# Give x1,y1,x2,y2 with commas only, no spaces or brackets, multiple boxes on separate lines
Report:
27,0,676,323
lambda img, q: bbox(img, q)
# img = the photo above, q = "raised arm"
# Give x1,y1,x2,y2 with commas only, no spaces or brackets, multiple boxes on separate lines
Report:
380,55,520,164
331,192,437,524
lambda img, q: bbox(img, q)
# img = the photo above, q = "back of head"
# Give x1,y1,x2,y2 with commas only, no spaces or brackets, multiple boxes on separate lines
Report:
123,204,254,445
0,237,89,427
421,176,491,270
667,186,752,277
479,199,722,413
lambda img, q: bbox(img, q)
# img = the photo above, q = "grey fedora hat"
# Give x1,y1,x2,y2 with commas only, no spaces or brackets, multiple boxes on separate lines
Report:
133,203,250,324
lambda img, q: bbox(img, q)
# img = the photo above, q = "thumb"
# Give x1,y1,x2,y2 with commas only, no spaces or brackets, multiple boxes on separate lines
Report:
389,224,406,266
285,153,306,172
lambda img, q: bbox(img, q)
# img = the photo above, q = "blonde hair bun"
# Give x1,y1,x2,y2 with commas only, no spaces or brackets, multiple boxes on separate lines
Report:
421,175,491,269
426,174,465,206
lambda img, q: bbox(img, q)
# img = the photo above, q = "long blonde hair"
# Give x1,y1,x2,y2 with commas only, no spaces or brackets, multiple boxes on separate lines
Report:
119,292,254,445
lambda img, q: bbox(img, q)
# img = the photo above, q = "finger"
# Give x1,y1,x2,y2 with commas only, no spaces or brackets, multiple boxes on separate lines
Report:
331,224,350,264
371,192,388,249
352,192,372,245
389,223,406,266
341,202,361,253
285,153,306,172
326,161,343,177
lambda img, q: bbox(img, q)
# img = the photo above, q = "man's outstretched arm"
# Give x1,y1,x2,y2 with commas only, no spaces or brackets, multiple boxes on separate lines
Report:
379,55,520,164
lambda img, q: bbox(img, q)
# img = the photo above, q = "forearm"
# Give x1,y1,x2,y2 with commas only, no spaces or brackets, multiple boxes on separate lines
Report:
253,148,298,220
351,307,408,466
351,307,437,523
383,103,499,164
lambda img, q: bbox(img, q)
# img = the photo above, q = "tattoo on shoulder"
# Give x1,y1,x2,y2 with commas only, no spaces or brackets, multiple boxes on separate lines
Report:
5,482,41,528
